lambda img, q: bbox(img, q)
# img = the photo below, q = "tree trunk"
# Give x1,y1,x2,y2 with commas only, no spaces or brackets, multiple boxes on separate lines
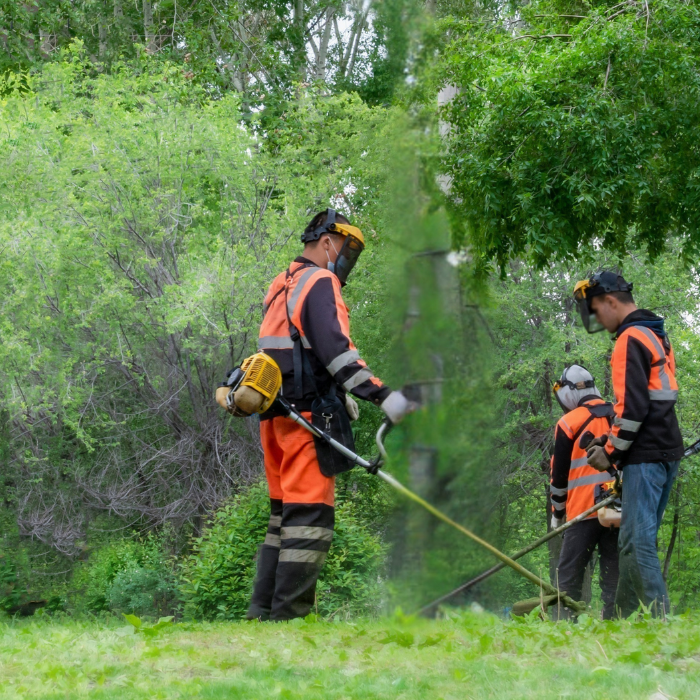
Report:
346,11,367,80
294,0,305,81
114,0,123,19
143,0,156,52
315,7,334,81
98,17,108,59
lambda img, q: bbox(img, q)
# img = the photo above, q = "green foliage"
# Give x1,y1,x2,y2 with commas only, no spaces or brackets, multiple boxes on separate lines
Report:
181,482,386,620
179,483,269,621
118,613,174,637
0,0,399,108
70,532,177,616
428,0,700,269
0,52,401,557
108,567,180,619
0,555,21,614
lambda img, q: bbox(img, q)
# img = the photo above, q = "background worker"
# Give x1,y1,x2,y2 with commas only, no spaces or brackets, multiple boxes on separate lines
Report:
550,365,619,620
574,271,683,617
246,208,412,622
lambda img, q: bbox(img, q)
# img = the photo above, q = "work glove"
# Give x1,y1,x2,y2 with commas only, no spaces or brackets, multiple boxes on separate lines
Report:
587,444,613,472
586,434,608,450
551,514,565,530
345,394,360,422
380,391,416,425
216,386,233,412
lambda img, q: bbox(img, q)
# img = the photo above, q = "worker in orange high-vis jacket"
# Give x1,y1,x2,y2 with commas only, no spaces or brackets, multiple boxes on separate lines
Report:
574,271,683,618
246,208,413,622
550,365,619,620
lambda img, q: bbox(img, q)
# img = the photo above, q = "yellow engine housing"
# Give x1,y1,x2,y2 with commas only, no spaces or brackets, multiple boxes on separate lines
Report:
231,353,282,416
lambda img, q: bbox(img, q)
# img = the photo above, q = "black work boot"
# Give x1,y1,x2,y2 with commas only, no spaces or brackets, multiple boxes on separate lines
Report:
270,503,334,621
246,499,283,621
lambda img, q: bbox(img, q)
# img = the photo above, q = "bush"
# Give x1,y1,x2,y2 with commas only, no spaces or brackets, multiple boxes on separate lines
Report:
69,530,179,616
0,554,22,613
108,566,180,618
181,482,386,620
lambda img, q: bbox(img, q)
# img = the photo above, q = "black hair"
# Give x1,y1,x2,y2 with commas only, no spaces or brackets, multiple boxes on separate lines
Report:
608,290,635,304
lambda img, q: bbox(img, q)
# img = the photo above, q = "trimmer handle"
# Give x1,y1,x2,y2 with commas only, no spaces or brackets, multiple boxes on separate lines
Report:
684,438,700,459
366,418,393,474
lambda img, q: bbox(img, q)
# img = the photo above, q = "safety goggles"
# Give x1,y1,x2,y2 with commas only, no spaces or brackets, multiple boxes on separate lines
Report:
552,377,596,394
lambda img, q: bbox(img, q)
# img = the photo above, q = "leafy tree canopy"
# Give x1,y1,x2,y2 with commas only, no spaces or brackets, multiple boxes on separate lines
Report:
429,0,700,270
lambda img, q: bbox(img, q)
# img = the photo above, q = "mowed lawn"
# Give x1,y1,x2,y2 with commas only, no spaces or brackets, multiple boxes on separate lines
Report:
1,610,700,699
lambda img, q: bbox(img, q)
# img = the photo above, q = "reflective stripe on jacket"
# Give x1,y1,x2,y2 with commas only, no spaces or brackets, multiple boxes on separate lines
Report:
258,257,391,412
550,399,615,522
604,316,683,466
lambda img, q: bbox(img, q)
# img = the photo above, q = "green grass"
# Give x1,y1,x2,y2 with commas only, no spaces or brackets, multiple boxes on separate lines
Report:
1,610,700,699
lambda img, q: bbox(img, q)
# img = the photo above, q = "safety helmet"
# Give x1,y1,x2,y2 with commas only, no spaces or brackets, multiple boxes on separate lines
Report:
573,271,633,333
301,208,365,285
552,364,601,412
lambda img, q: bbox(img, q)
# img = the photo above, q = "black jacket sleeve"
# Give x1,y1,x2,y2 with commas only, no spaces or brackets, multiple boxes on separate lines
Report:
301,276,392,405
550,423,574,520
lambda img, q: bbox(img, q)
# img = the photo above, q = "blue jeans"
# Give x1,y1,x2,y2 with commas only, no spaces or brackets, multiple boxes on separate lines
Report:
615,461,679,618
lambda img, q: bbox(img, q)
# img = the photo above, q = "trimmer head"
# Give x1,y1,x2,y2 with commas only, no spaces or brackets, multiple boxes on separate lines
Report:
511,594,583,617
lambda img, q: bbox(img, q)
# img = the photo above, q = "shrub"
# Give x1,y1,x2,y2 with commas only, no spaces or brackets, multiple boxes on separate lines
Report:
0,554,22,613
181,482,386,620
69,530,178,616
316,504,387,620
108,566,180,618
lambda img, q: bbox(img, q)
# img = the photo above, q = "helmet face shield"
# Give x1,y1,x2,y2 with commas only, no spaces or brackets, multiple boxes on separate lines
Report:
576,297,606,333
330,234,364,285
573,278,605,333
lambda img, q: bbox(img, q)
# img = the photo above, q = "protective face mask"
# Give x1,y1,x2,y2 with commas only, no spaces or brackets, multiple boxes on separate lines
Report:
326,237,340,275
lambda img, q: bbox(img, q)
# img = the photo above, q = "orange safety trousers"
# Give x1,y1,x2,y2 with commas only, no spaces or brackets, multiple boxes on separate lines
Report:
260,414,335,507
247,415,336,621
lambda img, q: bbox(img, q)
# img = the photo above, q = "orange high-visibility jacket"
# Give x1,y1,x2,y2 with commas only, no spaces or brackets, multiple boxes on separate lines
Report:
550,399,615,522
257,258,391,413
603,314,683,466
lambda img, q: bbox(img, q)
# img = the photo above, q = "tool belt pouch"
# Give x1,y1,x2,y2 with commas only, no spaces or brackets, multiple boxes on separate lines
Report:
311,390,356,477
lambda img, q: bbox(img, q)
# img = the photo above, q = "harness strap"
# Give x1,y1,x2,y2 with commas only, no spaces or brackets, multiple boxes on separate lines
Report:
573,403,613,443
283,264,320,400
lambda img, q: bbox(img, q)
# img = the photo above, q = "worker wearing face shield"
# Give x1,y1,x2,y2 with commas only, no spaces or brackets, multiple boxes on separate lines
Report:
573,271,683,618
245,208,412,622
550,365,619,619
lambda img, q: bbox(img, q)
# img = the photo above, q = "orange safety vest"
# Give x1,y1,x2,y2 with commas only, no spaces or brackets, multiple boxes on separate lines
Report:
605,325,679,460
550,400,615,521
257,260,386,407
